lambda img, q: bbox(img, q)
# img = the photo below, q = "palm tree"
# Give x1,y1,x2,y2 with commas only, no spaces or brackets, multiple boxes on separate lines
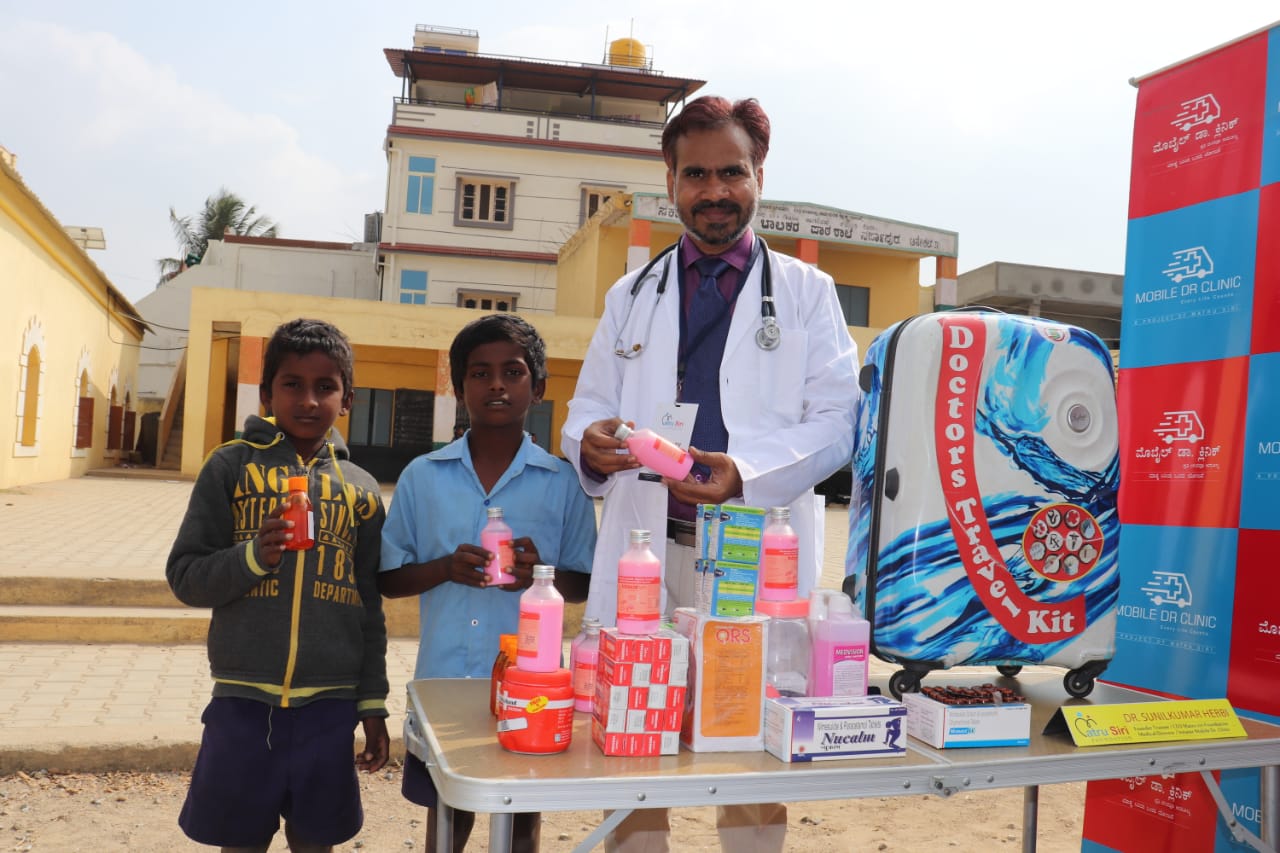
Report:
157,188,279,283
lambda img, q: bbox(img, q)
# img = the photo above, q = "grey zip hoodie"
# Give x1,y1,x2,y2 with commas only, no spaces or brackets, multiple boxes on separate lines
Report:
166,414,388,717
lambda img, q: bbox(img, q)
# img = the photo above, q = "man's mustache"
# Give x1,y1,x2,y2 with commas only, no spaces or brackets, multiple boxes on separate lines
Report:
692,200,742,215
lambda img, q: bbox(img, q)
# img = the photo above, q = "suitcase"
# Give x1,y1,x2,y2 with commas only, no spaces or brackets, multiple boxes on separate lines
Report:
842,311,1120,699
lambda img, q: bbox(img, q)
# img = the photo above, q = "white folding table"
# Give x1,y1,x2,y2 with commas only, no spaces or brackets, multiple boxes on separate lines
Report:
405,673,1280,853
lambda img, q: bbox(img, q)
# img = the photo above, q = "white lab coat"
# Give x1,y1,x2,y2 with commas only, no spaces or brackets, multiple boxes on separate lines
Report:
562,245,861,626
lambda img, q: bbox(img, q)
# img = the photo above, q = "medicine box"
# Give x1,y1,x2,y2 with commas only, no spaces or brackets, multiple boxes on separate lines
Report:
902,690,1031,748
673,608,768,752
593,629,690,756
695,504,765,617
764,695,908,762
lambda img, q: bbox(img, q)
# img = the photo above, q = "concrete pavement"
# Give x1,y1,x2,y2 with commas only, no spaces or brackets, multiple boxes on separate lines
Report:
0,470,866,774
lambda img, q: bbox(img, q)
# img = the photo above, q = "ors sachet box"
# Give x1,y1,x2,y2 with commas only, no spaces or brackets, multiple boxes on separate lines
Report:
764,695,907,762
902,689,1031,748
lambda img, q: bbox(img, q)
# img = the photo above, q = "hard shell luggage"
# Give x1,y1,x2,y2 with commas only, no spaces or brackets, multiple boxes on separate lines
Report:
843,311,1120,699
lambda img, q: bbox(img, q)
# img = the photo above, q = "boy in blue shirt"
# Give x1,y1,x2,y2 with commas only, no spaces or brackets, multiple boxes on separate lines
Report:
380,313,596,853
168,318,389,852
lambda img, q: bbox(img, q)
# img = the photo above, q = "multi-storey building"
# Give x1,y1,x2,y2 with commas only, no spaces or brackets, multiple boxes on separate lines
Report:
376,25,704,314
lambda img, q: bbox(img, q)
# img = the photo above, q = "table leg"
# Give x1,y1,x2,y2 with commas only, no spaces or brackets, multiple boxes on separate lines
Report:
1263,765,1278,849
489,811,515,853
436,803,453,853
1022,785,1039,853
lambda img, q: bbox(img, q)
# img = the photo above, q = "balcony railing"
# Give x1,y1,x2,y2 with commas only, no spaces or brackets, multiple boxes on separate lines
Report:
392,96,665,130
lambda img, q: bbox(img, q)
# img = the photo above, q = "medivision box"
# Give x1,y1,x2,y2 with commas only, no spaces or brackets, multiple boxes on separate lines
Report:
901,691,1031,748
764,695,907,762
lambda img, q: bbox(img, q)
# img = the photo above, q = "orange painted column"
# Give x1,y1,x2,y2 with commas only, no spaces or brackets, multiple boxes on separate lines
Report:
935,256,958,309
796,238,820,266
627,217,653,272
234,336,265,437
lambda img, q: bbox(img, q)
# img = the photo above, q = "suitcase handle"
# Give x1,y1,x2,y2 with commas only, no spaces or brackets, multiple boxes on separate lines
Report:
884,468,899,501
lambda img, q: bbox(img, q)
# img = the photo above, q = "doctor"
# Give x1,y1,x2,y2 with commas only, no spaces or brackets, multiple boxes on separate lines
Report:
562,95,860,853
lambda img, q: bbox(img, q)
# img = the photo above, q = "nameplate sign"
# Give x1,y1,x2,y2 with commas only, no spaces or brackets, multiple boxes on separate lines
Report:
1045,699,1246,747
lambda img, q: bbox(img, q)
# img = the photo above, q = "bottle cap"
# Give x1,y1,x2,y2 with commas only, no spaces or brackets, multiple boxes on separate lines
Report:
287,475,308,492
828,594,855,618
629,529,652,544
768,506,791,521
613,423,634,441
498,633,518,659
756,598,809,619
532,564,555,579
487,506,504,519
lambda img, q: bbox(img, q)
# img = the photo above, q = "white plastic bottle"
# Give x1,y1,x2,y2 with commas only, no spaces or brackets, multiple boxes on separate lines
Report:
613,423,694,481
807,593,870,698
757,597,810,698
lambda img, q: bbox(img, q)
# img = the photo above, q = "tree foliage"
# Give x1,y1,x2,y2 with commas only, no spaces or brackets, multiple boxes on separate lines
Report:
157,188,278,283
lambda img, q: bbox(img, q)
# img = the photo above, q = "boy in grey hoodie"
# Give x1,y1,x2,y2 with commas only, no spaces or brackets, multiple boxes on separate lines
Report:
167,318,388,853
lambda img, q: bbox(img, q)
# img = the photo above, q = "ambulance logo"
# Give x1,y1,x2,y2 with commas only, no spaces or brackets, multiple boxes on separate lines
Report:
1140,571,1194,609
1170,93,1220,132
1161,247,1214,283
1153,410,1205,444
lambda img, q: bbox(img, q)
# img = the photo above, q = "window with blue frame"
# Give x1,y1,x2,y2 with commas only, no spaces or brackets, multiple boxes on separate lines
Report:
405,156,435,214
400,270,428,305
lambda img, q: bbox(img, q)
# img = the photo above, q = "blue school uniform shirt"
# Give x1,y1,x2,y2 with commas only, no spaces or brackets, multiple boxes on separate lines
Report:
380,433,597,679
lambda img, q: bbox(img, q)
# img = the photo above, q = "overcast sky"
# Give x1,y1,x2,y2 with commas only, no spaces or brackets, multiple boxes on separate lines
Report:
2,1,1277,308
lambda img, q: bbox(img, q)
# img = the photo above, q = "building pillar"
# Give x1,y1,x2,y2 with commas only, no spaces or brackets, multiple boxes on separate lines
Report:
234,336,265,437
935,256,958,310
626,217,652,272
796,238,820,265
433,351,456,446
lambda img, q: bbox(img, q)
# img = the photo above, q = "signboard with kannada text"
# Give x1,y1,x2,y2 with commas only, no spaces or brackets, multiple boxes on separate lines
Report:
629,193,958,257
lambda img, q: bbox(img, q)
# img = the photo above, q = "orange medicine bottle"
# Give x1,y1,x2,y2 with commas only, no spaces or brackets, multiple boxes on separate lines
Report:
282,475,314,550
490,633,519,717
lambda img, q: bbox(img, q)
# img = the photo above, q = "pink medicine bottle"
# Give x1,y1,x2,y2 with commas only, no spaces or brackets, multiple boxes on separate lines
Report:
808,593,870,698
613,423,694,481
481,506,516,585
570,617,602,713
760,506,799,601
617,529,662,635
517,564,564,673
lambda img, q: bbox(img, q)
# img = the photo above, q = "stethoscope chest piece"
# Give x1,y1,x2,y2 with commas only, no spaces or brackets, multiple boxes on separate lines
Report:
755,317,781,351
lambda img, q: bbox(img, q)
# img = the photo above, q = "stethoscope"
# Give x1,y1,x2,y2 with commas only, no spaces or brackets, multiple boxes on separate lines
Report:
612,237,781,359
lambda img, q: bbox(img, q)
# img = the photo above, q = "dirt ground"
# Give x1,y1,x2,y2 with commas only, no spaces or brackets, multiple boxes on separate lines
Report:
1,764,1085,851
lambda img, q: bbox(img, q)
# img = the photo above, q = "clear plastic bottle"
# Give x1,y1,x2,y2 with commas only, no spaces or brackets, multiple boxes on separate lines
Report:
570,617,602,713
481,506,516,585
760,506,799,601
808,593,870,698
757,597,810,698
517,565,564,672
613,423,695,481
617,529,661,635
282,475,314,550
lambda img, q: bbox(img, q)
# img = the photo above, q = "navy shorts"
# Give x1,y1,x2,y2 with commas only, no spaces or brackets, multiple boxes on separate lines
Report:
401,751,440,808
179,697,363,847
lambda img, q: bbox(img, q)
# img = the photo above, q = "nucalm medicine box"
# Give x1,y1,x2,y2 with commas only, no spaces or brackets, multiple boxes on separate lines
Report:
764,695,907,762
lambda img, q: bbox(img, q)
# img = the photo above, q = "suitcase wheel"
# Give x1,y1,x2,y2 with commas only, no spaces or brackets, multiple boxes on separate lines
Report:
996,665,1023,678
888,670,923,700
1064,668,1097,698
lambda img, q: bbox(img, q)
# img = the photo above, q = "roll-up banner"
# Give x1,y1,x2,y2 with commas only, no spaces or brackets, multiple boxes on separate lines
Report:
1082,21,1280,853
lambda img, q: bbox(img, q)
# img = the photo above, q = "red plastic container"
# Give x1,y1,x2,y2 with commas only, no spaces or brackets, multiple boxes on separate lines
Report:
496,666,574,754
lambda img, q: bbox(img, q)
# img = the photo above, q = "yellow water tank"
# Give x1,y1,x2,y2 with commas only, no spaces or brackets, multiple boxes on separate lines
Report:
607,37,646,68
